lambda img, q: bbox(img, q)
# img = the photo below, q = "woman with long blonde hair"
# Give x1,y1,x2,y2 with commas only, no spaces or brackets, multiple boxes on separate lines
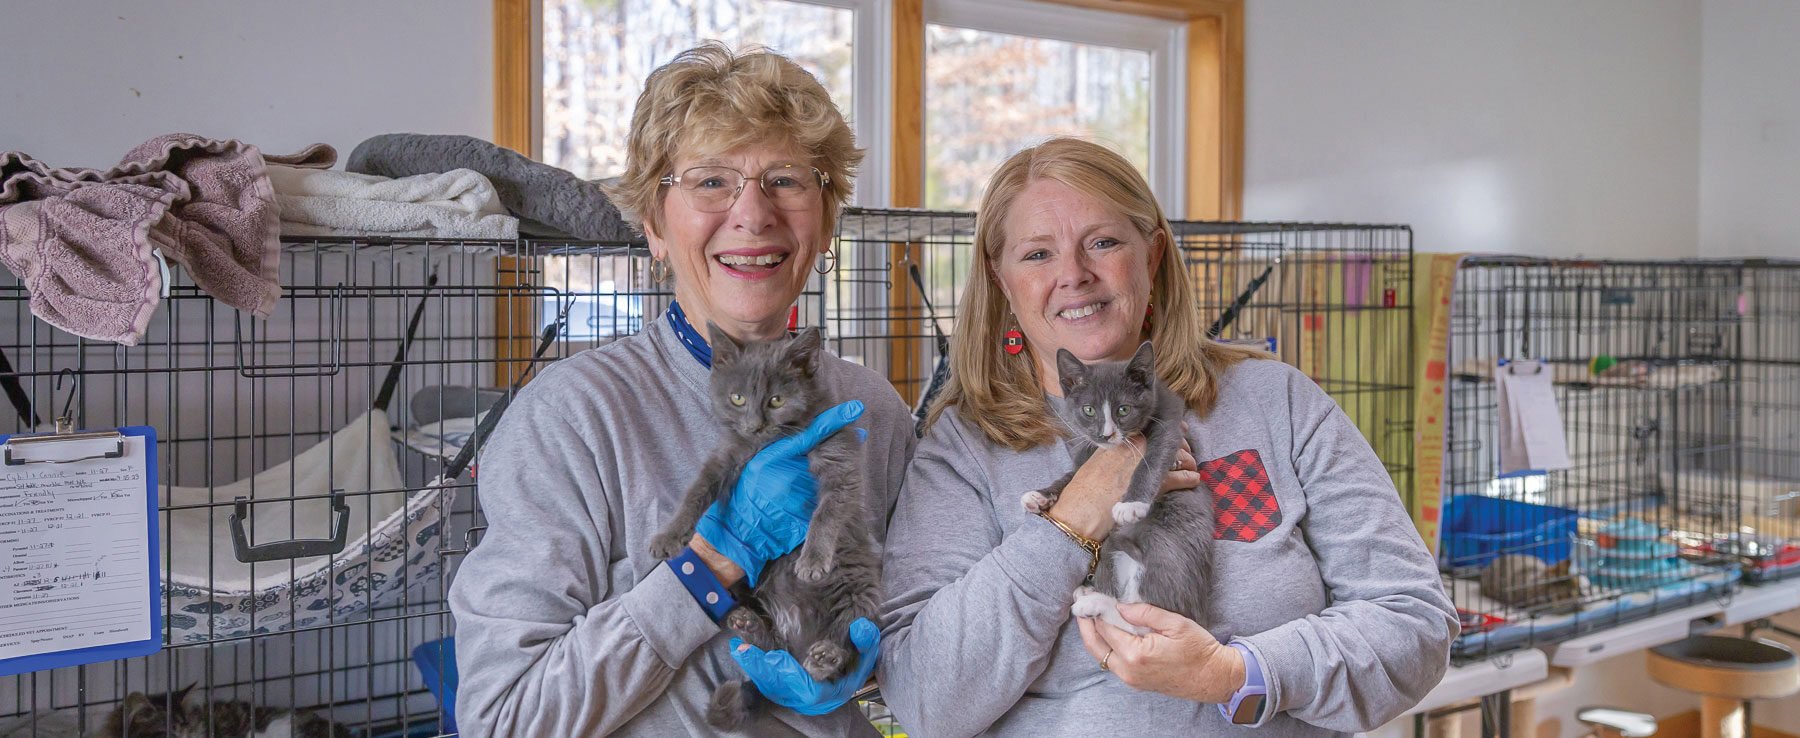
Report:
879,137,1454,736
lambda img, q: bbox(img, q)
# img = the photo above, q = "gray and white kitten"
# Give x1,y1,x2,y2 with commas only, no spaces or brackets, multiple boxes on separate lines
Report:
649,325,880,729
96,685,350,738
1022,342,1214,634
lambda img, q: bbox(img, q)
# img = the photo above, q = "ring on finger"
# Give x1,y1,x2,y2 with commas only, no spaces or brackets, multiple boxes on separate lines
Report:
1101,648,1114,671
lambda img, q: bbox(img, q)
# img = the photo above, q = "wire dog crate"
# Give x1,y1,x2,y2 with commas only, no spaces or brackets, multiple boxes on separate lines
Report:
1441,257,1743,663
1727,259,1800,582
1170,222,1416,507
0,237,534,737
0,211,1416,737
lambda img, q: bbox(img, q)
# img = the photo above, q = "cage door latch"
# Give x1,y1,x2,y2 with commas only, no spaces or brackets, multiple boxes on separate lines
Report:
229,492,351,563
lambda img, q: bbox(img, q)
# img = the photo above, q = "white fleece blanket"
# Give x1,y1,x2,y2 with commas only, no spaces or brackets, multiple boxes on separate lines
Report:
269,165,518,239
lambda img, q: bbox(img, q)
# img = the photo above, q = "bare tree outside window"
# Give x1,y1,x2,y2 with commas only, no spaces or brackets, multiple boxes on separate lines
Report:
542,0,855,182
925,25,1151,211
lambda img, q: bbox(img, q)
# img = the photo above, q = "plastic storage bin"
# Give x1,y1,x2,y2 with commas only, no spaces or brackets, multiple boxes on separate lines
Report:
1441,495,1580,569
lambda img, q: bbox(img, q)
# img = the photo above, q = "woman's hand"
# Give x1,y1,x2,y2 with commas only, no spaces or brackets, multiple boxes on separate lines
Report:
1052,437,1200,540
1076,602,1245,704
693,400,865,586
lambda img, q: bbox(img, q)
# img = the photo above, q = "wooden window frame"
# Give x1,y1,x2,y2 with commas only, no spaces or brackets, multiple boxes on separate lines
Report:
489,0,1241,389
492,0,1241,215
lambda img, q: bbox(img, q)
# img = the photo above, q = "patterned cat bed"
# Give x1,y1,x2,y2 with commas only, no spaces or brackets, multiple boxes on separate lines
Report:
161,409,455,643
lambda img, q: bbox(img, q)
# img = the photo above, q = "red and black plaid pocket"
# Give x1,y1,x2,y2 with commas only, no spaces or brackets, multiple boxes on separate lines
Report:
1201,449,1281,542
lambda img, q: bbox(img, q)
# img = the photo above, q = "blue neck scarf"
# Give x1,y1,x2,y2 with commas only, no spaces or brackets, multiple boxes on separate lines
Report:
666,300,713,368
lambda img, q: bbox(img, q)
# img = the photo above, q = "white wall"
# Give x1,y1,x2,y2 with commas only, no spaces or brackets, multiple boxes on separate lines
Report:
1699,0,1800,259
1243,0,1703,259
0,0,492,166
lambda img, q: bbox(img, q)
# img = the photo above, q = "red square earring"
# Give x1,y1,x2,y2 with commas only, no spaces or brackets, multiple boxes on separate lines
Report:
1143,303,1155,334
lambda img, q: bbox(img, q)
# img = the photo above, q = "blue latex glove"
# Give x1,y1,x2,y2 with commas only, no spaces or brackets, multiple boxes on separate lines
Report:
695,400,865,586
730,618,881,716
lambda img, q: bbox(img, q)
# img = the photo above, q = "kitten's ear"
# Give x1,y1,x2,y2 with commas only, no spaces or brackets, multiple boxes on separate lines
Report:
172,682,199,710
708,322,742,367
1126,341,1156,383
787,327,824,376
120,693,155,723
1056,349,1088,394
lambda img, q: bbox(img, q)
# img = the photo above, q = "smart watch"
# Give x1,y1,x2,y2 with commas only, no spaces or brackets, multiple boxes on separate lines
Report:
1220,642,1267,726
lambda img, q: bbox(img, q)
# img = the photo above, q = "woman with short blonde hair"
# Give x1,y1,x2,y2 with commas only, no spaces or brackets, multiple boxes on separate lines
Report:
882,137,1454,736
451,43,914,737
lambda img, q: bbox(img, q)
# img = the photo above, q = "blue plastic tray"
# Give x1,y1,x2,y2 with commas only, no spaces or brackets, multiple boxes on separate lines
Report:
1441,495,1580,569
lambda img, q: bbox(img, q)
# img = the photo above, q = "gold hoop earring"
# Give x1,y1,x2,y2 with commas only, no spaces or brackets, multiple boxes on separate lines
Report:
814,250,837,275
649,258,670,284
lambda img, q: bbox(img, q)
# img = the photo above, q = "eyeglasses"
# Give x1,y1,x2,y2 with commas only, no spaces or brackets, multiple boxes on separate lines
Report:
659,164,830,213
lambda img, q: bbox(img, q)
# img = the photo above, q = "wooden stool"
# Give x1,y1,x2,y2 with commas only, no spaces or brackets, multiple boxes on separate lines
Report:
1645,635,1800,738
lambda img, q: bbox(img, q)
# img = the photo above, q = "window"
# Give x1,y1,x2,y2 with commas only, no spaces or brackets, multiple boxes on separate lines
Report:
923,0,1185,214
496,0,1245,385
925,27,1152,210
538,0,879,186
534,0,887,344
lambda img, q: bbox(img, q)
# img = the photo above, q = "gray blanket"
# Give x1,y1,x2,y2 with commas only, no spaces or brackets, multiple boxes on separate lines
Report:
346,134,633,242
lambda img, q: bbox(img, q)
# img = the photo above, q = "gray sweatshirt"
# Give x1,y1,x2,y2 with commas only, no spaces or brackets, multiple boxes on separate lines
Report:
448,317,916,738
878,359,1456,737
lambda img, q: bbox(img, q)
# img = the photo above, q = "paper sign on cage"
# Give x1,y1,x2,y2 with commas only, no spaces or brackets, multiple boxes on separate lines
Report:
1496,359,1572,475
0,426,161,677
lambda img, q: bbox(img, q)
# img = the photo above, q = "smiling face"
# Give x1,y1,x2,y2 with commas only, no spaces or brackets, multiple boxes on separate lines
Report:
647,140,828,342
992,178,1164,394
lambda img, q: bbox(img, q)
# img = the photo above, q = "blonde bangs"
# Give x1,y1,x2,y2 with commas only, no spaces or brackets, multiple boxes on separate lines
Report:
604,42,862,239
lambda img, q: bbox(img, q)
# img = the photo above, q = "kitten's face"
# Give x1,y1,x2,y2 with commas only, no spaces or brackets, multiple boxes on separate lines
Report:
707,324,825,438
1054,342,1159,448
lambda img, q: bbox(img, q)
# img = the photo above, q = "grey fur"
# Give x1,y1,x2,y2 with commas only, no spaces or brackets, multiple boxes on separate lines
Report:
648,325,880,728
1024,342,1215,628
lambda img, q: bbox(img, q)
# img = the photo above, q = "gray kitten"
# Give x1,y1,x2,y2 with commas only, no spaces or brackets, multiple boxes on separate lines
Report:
97,685,350,738
1022,342,1214,634
648,325,880,729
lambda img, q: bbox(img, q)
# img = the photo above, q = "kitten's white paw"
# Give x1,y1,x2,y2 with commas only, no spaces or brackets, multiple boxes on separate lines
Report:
1071,589,1118,620
1111,501,1151,527
1021,490,1053,514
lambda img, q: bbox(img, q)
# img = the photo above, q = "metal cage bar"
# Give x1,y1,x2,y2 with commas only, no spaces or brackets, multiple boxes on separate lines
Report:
1442,257,1745,663
0,213,1416,736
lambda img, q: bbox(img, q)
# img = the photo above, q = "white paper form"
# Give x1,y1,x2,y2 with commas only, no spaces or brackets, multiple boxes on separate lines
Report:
0,435,151,661
1495,361,1573,475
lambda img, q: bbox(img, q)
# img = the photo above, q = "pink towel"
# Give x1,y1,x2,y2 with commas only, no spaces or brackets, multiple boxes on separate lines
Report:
0,134,334,345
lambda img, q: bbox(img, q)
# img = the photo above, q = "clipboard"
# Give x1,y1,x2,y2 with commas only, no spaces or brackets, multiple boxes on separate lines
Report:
0,423,161,677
